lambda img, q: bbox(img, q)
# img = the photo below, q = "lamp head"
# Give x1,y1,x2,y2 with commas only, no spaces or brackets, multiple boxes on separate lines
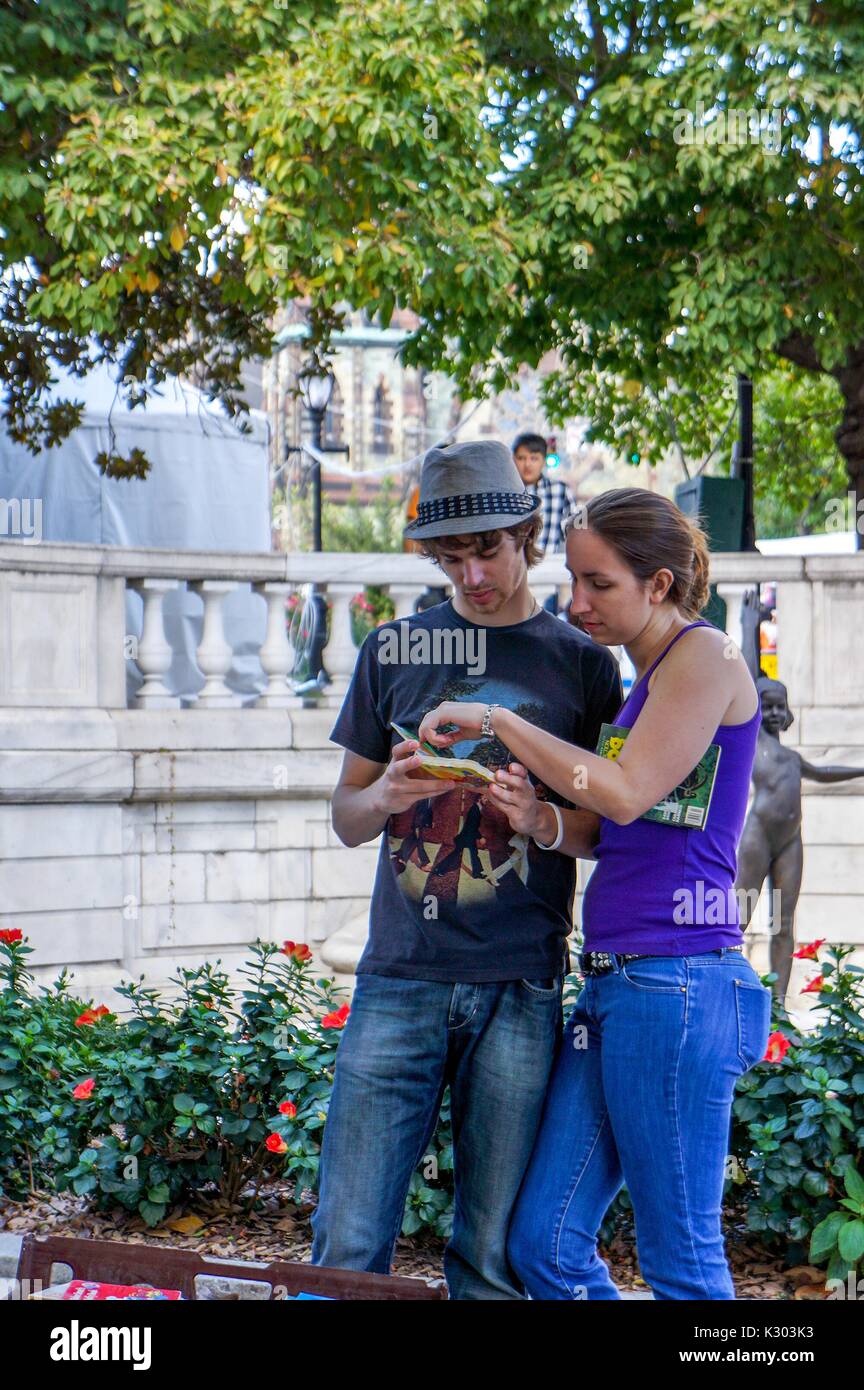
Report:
300,368,334,414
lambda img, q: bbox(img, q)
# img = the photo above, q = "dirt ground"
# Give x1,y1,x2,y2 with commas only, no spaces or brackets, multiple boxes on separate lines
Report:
1,1185,810,1299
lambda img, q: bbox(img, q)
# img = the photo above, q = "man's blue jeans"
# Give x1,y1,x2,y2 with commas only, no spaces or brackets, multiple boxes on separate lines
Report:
507,949,772,1300
310,970,563,1299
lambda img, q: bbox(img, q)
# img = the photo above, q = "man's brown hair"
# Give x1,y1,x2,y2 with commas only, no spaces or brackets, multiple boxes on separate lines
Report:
419,516,543,569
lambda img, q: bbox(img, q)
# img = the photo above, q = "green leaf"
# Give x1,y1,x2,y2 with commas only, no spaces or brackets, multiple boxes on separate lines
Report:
401,1209,421,1236
138,1200,167,1228
172,1093,195,1114
844,1167,864,1204
810,1210,849,1261
838,1221,864,1264
803,1171,830,1197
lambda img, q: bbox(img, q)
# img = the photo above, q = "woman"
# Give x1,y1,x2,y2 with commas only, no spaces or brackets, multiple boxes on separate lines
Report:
417,488,772,1300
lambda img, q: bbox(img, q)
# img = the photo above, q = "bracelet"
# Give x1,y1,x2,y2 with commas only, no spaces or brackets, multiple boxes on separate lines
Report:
533,802,564,851
480,703,501,739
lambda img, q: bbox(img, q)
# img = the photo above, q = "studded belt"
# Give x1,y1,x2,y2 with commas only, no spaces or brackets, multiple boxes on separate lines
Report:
579,945,743,977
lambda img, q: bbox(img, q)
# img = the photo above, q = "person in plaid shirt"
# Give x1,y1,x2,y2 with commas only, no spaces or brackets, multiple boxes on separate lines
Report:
512,432,578,556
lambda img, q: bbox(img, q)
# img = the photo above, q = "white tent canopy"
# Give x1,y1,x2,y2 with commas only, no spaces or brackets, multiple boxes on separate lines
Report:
0,358,273,700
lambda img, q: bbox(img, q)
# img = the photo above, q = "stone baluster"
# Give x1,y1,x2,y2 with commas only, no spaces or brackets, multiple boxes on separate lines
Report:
714,581,749,655
320,581,359,705
129,579,180,709
253,581,295,707
387,582,422,621
189,580,239,707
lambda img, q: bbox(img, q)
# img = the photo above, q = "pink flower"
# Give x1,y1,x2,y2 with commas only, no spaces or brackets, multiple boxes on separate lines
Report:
72,1078,95,1100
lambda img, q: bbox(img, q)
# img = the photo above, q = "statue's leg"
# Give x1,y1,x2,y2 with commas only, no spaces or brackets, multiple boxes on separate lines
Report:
735,829,771,928
770,836,804,1007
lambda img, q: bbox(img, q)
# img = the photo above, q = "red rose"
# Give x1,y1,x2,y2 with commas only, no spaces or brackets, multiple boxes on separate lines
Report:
801,975,825,995
763,1031,792,1064
793,939,826,960
265,1133,288,1154
72,1078,95,1099
279,1101,297,1118
0,928,23,945
321,1003,351,1030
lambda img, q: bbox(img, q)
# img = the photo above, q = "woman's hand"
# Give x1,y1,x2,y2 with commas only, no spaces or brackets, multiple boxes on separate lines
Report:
417,701,487,748
485,762,547,837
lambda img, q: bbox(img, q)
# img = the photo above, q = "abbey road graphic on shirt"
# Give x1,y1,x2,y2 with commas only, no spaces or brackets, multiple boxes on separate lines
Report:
389,678,558,910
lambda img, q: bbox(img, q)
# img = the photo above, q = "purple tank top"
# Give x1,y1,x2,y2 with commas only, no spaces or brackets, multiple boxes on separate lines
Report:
581,620,761,954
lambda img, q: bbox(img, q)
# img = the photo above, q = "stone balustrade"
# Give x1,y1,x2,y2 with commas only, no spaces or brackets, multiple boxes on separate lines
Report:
1,539,863,1007
5,540,860,716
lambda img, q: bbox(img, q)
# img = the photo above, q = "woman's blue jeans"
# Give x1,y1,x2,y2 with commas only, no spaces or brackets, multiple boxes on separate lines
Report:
311,970,563,1299
507,949,772,1300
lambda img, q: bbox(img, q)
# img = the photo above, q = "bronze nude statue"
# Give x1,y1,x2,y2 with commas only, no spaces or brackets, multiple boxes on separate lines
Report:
735,676,864,1001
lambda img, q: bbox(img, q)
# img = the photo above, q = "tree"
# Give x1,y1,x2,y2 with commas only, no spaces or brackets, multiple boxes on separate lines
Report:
5,0,864,552
0,0,516,475
751,367,847,537
404,0,864,545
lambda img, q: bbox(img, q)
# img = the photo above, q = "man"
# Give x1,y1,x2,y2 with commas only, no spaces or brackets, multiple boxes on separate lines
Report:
311,440,621,1299
512,431,578,556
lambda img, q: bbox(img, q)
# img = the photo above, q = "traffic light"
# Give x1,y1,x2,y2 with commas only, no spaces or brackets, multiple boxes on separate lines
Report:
546,435,560,468
630,449,641,465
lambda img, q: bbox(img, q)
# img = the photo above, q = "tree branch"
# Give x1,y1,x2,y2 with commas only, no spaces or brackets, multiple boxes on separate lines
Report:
776,332,826,374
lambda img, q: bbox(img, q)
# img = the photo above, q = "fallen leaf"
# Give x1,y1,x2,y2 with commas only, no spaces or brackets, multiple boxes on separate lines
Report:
786,1264,824,1286
167,1214,205,1234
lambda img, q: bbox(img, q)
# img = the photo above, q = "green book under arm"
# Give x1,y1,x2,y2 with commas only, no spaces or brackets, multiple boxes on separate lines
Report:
595,723,722,830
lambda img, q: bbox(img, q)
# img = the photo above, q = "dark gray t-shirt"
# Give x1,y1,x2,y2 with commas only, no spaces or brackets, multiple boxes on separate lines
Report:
330,600,622,982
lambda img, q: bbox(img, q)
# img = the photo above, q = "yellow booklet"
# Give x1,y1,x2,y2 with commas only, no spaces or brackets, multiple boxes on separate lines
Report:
391,721,497,787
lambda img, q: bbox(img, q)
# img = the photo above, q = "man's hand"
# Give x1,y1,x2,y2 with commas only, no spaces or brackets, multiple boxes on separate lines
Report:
373,739,457,816
331,742,457,848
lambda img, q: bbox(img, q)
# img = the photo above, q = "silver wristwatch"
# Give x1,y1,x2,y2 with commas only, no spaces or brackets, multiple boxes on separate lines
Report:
480,703,501,739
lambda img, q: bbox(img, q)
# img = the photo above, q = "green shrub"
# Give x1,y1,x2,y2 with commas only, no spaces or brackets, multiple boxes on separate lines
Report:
0,934,347,1224
730,943,864,1282
0,932,108,1199
4,930,860,1262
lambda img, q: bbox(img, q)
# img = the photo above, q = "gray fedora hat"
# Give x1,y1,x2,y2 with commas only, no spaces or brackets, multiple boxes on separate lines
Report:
403,439,540,540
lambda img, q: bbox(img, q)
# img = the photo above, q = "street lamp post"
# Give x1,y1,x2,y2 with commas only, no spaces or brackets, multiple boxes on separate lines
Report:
299,367,335,553
295,367,335,693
